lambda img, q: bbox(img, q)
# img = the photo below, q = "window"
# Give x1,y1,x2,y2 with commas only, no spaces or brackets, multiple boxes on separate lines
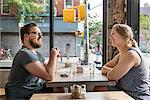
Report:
140,0,150,53
88,0,103,66
0,0,50,62
65,0,73,8
39,0,49,15
44,1,49,14
140,0,150,80
1,0,10,15
0,0,103,68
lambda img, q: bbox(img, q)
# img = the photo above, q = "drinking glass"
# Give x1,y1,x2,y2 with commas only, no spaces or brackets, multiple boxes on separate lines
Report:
89,63,95,75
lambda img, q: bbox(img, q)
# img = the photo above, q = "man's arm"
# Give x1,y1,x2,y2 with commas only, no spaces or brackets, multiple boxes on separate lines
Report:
25,48,60,81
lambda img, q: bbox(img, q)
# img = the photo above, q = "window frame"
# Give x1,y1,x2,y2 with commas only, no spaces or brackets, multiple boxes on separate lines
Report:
127,0,140,44
102,0,108,65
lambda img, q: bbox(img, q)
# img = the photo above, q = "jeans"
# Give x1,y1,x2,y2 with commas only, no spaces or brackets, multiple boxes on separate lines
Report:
5,84,53,100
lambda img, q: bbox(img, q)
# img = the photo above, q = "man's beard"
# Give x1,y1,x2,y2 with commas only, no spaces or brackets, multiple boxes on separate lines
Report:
29,39,42,49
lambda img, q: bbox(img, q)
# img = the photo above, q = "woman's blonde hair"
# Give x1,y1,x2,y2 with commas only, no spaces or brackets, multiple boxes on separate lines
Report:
112,24,138,48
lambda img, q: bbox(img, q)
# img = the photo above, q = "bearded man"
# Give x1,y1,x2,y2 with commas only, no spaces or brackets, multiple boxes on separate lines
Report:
5,23,60,100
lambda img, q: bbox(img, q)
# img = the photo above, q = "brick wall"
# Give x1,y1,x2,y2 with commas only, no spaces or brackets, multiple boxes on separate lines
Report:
55,0,80,17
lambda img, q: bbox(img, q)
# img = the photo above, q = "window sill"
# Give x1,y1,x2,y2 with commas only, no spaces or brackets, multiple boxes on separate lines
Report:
0,59,12,70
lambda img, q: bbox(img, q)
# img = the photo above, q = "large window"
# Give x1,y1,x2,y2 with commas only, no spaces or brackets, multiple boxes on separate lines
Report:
88,0,103,66
140,0,150,83
140,0,150,80
0,0,103,68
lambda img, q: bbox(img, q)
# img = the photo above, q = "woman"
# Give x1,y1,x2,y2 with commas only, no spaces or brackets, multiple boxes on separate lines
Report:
101,24,150,100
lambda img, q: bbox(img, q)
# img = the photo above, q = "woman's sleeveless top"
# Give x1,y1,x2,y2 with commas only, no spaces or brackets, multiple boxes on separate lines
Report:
117,48,150,100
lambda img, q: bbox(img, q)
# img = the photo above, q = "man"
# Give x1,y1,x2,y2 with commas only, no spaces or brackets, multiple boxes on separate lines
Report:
5,23,60,100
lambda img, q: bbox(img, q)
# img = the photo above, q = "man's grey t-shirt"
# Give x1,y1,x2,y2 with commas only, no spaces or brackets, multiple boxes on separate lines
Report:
6,47,45,97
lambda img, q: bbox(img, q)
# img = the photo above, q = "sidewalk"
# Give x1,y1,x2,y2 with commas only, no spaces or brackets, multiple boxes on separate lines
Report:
57,48,102,67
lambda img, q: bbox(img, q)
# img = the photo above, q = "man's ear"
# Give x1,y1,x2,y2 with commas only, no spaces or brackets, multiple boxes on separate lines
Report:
24,34,29,40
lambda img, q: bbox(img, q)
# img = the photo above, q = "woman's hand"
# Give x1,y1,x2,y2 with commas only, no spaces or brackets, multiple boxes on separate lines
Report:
101,65,112,75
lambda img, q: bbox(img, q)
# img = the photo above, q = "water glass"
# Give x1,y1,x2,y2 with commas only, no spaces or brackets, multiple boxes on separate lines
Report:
89,63,95,75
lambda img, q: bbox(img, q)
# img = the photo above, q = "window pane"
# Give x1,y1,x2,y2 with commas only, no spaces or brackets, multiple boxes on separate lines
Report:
54,0,103,67
3,6,9,13
88,0,103,67
0,0,104,68
2,0,10,14
0,0,50,62
66,0,73,8
66,0,72,5
140,0,150,80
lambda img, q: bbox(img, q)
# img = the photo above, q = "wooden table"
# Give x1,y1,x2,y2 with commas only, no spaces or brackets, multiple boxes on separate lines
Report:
30,91,134,100
46,65,116,91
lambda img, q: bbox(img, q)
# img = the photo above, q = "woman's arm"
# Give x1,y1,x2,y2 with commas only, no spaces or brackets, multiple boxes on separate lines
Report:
101,65,113,75
101,54,119,75
106,50,141,81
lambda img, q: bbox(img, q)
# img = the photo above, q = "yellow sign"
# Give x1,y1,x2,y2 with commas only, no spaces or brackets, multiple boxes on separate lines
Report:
78,4,86,21
63,4,86,22
63,9,76,22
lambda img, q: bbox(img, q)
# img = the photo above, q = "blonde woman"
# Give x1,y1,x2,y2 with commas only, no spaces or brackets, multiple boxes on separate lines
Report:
102,24,150,100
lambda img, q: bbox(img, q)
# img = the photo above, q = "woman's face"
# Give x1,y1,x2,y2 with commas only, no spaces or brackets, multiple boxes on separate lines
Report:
111,28,123,47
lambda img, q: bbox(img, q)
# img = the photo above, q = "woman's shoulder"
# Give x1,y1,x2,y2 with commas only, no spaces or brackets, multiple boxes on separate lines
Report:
126,48,140,58
128,47,141,53
127,47,142,57
125,48,142,67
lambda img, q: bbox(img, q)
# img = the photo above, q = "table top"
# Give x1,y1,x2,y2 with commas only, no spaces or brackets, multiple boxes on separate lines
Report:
46,65,116,88
30,91,134,100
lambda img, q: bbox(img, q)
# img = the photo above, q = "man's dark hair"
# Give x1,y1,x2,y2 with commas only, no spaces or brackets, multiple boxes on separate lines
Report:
20,23,37,43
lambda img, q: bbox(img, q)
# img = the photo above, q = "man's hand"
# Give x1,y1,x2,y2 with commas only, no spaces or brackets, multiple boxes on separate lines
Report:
51,48,61,58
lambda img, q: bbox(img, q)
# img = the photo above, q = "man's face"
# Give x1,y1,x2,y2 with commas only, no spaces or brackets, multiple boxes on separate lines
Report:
28,26,43,49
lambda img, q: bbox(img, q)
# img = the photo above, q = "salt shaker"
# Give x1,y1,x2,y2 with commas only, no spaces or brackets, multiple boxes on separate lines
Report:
80,84,86,98
71,84,81,99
